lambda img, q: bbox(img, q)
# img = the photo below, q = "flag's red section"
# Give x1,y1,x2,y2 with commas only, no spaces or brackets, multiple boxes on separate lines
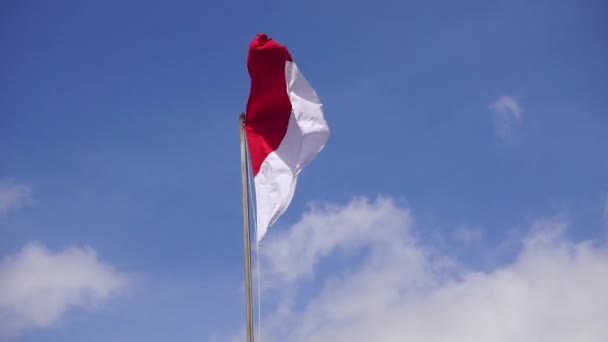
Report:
245,34,293,176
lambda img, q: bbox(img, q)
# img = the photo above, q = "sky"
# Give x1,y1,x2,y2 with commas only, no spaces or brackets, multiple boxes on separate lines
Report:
1,0,607,341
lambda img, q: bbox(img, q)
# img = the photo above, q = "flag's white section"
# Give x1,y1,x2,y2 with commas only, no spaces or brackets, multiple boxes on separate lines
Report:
253,62,329,242
253,115,299,243
285,62,330,170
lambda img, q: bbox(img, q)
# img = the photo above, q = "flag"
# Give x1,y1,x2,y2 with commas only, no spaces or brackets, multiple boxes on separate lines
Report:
245,33,330,243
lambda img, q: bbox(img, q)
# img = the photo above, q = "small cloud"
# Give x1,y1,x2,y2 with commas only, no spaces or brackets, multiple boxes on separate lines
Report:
452,226,483,246
0,242,130,337
0,179,31,218
603,197,608,226
489,96,523,143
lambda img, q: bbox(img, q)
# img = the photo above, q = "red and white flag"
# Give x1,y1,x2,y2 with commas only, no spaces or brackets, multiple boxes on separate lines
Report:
245,34,330,243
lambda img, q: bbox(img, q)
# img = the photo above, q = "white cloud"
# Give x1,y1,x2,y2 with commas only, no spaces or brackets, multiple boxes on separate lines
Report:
0,180,31,218
0,242,130,337
231,197,608,342
259,197,415,288
490,96,523,143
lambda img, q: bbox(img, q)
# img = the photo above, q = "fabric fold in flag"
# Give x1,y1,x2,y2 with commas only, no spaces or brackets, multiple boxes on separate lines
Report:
245,33,330,243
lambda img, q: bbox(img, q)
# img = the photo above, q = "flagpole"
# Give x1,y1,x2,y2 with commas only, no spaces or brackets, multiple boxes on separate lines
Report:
239,112,255,342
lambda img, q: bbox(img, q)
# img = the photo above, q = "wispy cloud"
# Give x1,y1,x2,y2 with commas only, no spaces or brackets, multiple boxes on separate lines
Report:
603,197,608,227
490,96,523,143
452,225,483,245
0,242,130,338
229,197,608,342
0,180,31,218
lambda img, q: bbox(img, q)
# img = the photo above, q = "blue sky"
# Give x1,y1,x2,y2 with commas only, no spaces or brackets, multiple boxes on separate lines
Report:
1,0,607,341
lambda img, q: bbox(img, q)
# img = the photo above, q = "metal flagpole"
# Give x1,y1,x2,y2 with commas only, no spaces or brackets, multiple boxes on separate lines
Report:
239,112,255,342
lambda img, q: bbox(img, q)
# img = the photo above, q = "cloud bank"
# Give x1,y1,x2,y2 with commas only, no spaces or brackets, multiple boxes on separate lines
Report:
231,197,608,342
0,242,130,338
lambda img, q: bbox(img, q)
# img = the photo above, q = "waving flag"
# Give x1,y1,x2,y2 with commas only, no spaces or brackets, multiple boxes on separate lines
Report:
245,34,330,243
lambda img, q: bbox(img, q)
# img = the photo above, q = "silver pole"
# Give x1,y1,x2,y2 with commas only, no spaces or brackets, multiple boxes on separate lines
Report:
239,112,255,342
